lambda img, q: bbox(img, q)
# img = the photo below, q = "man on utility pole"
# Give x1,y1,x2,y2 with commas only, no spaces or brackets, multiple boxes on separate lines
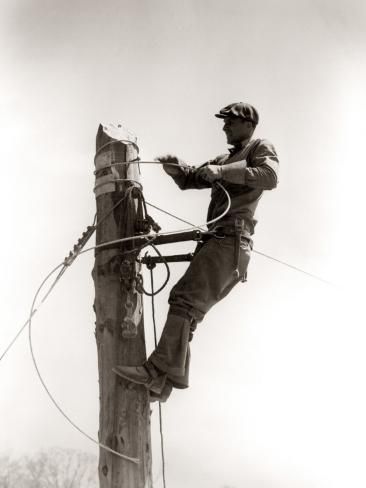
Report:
114,102,280,402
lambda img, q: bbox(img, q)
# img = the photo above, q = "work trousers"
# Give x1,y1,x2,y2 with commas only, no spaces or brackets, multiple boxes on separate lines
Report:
148,235,251,388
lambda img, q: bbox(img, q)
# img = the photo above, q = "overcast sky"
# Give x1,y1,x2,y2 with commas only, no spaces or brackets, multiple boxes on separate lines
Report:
1,1,366,487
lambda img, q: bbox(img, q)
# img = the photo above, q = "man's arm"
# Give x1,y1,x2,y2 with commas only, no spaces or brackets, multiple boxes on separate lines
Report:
157,155,212,190
200,140,279,190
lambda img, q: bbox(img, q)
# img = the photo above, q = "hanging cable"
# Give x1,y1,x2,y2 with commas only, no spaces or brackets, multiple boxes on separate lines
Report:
27,271,140,464
145,200,205,231
20,173,227,469
25,235,155,464
150,268,167,488
253,249,335,286
140,246,171,297
2,232,155,460
0,264,66,363
0,186,157,462
95,192,130,227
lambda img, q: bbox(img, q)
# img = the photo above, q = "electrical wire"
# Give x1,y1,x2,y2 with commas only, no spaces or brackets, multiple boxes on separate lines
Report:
0,313,36,363
94,192,131,227
0,264,66,363
253,249,335,286
78,182,231,257
94,139,139,160
94,159,187,176
20,235,158,464
94,178,143,193
141,244,171,297
145,200,205,231
144,188,334,286
25,234,159,464
27,270,140,464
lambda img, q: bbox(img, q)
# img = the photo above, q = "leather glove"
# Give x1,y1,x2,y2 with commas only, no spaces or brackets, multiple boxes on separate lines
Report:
155,154,186,177
197,164,222,183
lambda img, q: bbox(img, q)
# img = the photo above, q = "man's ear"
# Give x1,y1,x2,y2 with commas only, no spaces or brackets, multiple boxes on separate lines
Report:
244,121,256,136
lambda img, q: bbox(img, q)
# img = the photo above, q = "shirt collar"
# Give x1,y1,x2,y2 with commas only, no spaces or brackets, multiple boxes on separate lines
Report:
228,138,251,155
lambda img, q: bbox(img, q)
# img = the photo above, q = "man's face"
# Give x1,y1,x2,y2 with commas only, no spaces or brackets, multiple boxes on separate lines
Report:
222,117,254,145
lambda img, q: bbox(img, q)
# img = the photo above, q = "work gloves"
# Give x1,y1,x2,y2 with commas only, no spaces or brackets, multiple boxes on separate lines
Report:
156,154,222,183
198,165,222,183
156,154,250,185
155,154,187,177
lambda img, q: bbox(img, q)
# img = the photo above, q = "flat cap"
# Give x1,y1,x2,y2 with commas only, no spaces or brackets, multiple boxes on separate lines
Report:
215,102,259,125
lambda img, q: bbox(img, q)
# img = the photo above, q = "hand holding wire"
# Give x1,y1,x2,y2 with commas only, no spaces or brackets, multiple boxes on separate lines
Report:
198,164,222,182
155,154,185,176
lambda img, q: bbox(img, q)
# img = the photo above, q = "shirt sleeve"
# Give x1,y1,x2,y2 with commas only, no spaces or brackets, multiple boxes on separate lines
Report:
244,139,279,189
169,162,213,190
220,139,279,190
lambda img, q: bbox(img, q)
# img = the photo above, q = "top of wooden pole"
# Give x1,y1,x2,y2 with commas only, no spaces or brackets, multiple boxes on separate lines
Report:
96,123,138,152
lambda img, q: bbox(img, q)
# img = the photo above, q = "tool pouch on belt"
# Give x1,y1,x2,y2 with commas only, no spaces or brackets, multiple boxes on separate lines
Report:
234,217,251,282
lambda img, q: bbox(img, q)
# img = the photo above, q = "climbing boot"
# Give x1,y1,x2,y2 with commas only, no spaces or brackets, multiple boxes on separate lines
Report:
148,312,191,377
113,363,167,395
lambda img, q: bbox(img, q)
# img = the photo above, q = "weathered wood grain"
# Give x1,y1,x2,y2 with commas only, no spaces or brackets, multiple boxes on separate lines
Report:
92,124,152,488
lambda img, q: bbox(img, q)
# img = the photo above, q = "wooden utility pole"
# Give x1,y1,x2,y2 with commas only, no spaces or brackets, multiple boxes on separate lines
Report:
92,124,152,488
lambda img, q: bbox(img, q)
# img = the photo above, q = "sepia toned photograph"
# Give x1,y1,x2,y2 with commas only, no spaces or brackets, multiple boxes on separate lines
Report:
1,1,365,487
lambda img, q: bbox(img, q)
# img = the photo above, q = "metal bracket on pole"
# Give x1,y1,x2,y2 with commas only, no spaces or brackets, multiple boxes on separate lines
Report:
140,253,194,269
96,229,219,254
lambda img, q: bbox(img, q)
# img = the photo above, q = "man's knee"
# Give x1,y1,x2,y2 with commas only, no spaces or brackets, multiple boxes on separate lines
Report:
168,305,199,342
168,302,204,323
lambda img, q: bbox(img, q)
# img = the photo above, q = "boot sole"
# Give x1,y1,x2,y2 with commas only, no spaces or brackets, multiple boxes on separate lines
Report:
112,367,164,395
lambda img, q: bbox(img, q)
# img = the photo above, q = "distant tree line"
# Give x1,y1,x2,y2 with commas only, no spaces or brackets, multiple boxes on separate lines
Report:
0,448,97,488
